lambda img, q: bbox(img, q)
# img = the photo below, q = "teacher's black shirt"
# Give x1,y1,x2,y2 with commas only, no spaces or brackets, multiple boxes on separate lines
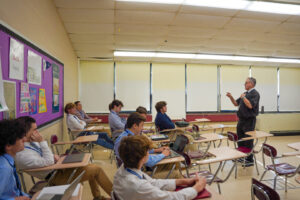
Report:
236,88,260,119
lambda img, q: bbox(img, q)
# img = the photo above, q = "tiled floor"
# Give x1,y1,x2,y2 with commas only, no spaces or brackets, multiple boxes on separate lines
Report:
83,136,300,200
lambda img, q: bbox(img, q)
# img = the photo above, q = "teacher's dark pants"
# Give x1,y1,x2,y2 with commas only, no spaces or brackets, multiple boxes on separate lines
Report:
237,117,256,161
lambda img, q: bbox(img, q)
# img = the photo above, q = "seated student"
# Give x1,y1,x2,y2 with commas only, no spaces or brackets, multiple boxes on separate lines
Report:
15,116,112,200
0,119,30,200
65,103,114,150
74,100,98,123
136,106,148,119
114,112,169,168
108,99,127,139
154,101,175,131
113,135,206,200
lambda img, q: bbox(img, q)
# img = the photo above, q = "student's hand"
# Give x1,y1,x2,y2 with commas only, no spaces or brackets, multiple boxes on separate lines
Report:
31,131,44,142
176,177,197,186
162,149,170,157
54,154,60,163
154,146,169,153
15,196,30,200
226,92,232,98
193,174,206,193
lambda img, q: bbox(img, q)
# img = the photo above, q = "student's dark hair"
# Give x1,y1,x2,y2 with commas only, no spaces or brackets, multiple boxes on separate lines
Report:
136,106,147,115
17,116,36,134
64,103,76,114
248,77,257,86
108,99,124,110
0,120,26,155
74,101,81,106
126,112,146,129
119,135,153,168
155,101,167,112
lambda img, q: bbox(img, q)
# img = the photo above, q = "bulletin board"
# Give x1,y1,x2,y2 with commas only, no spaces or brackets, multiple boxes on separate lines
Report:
0,24,64,127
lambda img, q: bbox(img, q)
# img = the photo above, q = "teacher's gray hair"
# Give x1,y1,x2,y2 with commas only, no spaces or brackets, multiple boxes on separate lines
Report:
248,77,256,86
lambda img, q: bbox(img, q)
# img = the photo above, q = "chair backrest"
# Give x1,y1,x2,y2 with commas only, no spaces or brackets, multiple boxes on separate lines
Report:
262,143,277,158
227,131,238,142
172,134,189,153
50,134,58,145
251,178,280,200
192,124,199,132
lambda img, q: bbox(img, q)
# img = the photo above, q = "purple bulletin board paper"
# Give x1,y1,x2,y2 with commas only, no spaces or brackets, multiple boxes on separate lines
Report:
0,28,64,127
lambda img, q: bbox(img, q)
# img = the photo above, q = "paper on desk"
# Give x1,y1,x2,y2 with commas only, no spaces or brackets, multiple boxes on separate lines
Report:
37,184,80,199
87,126,95,130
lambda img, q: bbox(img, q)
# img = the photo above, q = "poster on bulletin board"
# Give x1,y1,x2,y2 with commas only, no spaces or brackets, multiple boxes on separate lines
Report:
39,88,47,113
29,87,38,115
9,38,24,80
20,82,30,113
27,50,42,85
52,63,59,113
0,54,8,112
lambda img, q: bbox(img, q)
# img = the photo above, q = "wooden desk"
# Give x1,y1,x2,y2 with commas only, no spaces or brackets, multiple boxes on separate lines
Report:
55,135,98,145
244,131,273,140
288,142,300,151
85,125,105,132
31,184,83,200
156,156,185,165
203,185,224,200
25,153,91,172
296,176,300,184
193,133,227,144
196,146,247,165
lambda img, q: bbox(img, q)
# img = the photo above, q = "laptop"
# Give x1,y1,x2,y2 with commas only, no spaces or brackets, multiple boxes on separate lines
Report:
165,135,188,159
37,171,85,200
150,134,169,141
62,153,85,164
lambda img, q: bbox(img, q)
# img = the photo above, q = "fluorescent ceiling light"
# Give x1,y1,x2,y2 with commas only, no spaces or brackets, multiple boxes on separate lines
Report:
185,0,250,10
247,1,300,15
114,51,300,64
116,0,300,15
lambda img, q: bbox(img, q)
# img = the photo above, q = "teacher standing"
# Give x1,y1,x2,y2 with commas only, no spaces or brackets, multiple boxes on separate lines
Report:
226,77,260,166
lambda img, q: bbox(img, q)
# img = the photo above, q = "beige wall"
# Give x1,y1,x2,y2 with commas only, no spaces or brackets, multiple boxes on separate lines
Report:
257,113,300,133
0,0,78,140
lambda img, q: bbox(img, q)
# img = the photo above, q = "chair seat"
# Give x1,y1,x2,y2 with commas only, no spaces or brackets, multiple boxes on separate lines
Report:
184,171,223,183
237,146,252,154
267,163,297,175
187,150,206,159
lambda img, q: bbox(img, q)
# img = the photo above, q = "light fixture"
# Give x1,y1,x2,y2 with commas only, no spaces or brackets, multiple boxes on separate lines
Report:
114,51,300,64
115,0,300,15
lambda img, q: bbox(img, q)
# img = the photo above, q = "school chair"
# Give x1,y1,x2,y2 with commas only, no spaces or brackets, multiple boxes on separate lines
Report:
260,143,300,192
251,178,280,200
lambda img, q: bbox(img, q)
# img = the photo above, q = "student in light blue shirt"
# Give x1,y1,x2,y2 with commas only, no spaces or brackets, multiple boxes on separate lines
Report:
0,119,30,200
114,112,170,168
108,99,127,139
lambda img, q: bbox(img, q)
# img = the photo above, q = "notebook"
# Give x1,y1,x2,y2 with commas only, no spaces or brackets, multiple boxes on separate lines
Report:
62,153,85,164
175,186,211,199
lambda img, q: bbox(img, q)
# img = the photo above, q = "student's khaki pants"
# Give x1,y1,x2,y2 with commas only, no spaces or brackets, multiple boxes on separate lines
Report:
50,163,112,198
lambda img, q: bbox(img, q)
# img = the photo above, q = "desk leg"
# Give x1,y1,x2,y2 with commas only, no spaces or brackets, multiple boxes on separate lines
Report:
150,166,158,177
166,163,176,179
67,168,78,184
209,162,222,185
47,170,58,186
18,172,27,193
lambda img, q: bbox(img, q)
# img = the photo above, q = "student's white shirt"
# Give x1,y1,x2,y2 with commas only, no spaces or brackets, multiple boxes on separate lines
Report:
15,141,55,179
113,165,197,200
66,114,86,130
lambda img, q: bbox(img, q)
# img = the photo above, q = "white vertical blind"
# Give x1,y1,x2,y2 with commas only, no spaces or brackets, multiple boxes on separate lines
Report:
152,63,185,119
251,66,277,111
220,65,250,111
187,64,218,111
79,61,114,113
115,62,150,111
280,67,300,111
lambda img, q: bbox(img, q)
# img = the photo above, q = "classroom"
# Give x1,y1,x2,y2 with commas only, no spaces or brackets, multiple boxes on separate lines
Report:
0,0,299,199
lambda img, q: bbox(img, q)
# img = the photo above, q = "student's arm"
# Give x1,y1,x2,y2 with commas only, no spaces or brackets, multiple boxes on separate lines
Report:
145,154,165,167
110,114,126,130
0,166,14,200
68,116,85,130
16,142,54,169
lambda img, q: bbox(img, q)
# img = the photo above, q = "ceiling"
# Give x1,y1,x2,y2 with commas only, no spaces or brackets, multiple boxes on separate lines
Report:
54,0,300,65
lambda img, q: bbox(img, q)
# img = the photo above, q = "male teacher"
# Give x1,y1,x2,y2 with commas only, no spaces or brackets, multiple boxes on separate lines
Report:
226,77,260,166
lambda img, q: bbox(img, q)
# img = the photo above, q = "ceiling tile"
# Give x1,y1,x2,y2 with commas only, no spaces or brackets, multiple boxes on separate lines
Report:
167,26,217,38
236,10,290,22
115,24,168,36
58,8,114,23
73,43,114,51
54,0,114,9
115,44,158,51
180,5,238,17
116,10,175,25
115,35,163,45
272,22,300,34
64,23,114,34
224,18,280,32
116,1,180,12
69,34,114,44
172,13,230,28
213,30,264,41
